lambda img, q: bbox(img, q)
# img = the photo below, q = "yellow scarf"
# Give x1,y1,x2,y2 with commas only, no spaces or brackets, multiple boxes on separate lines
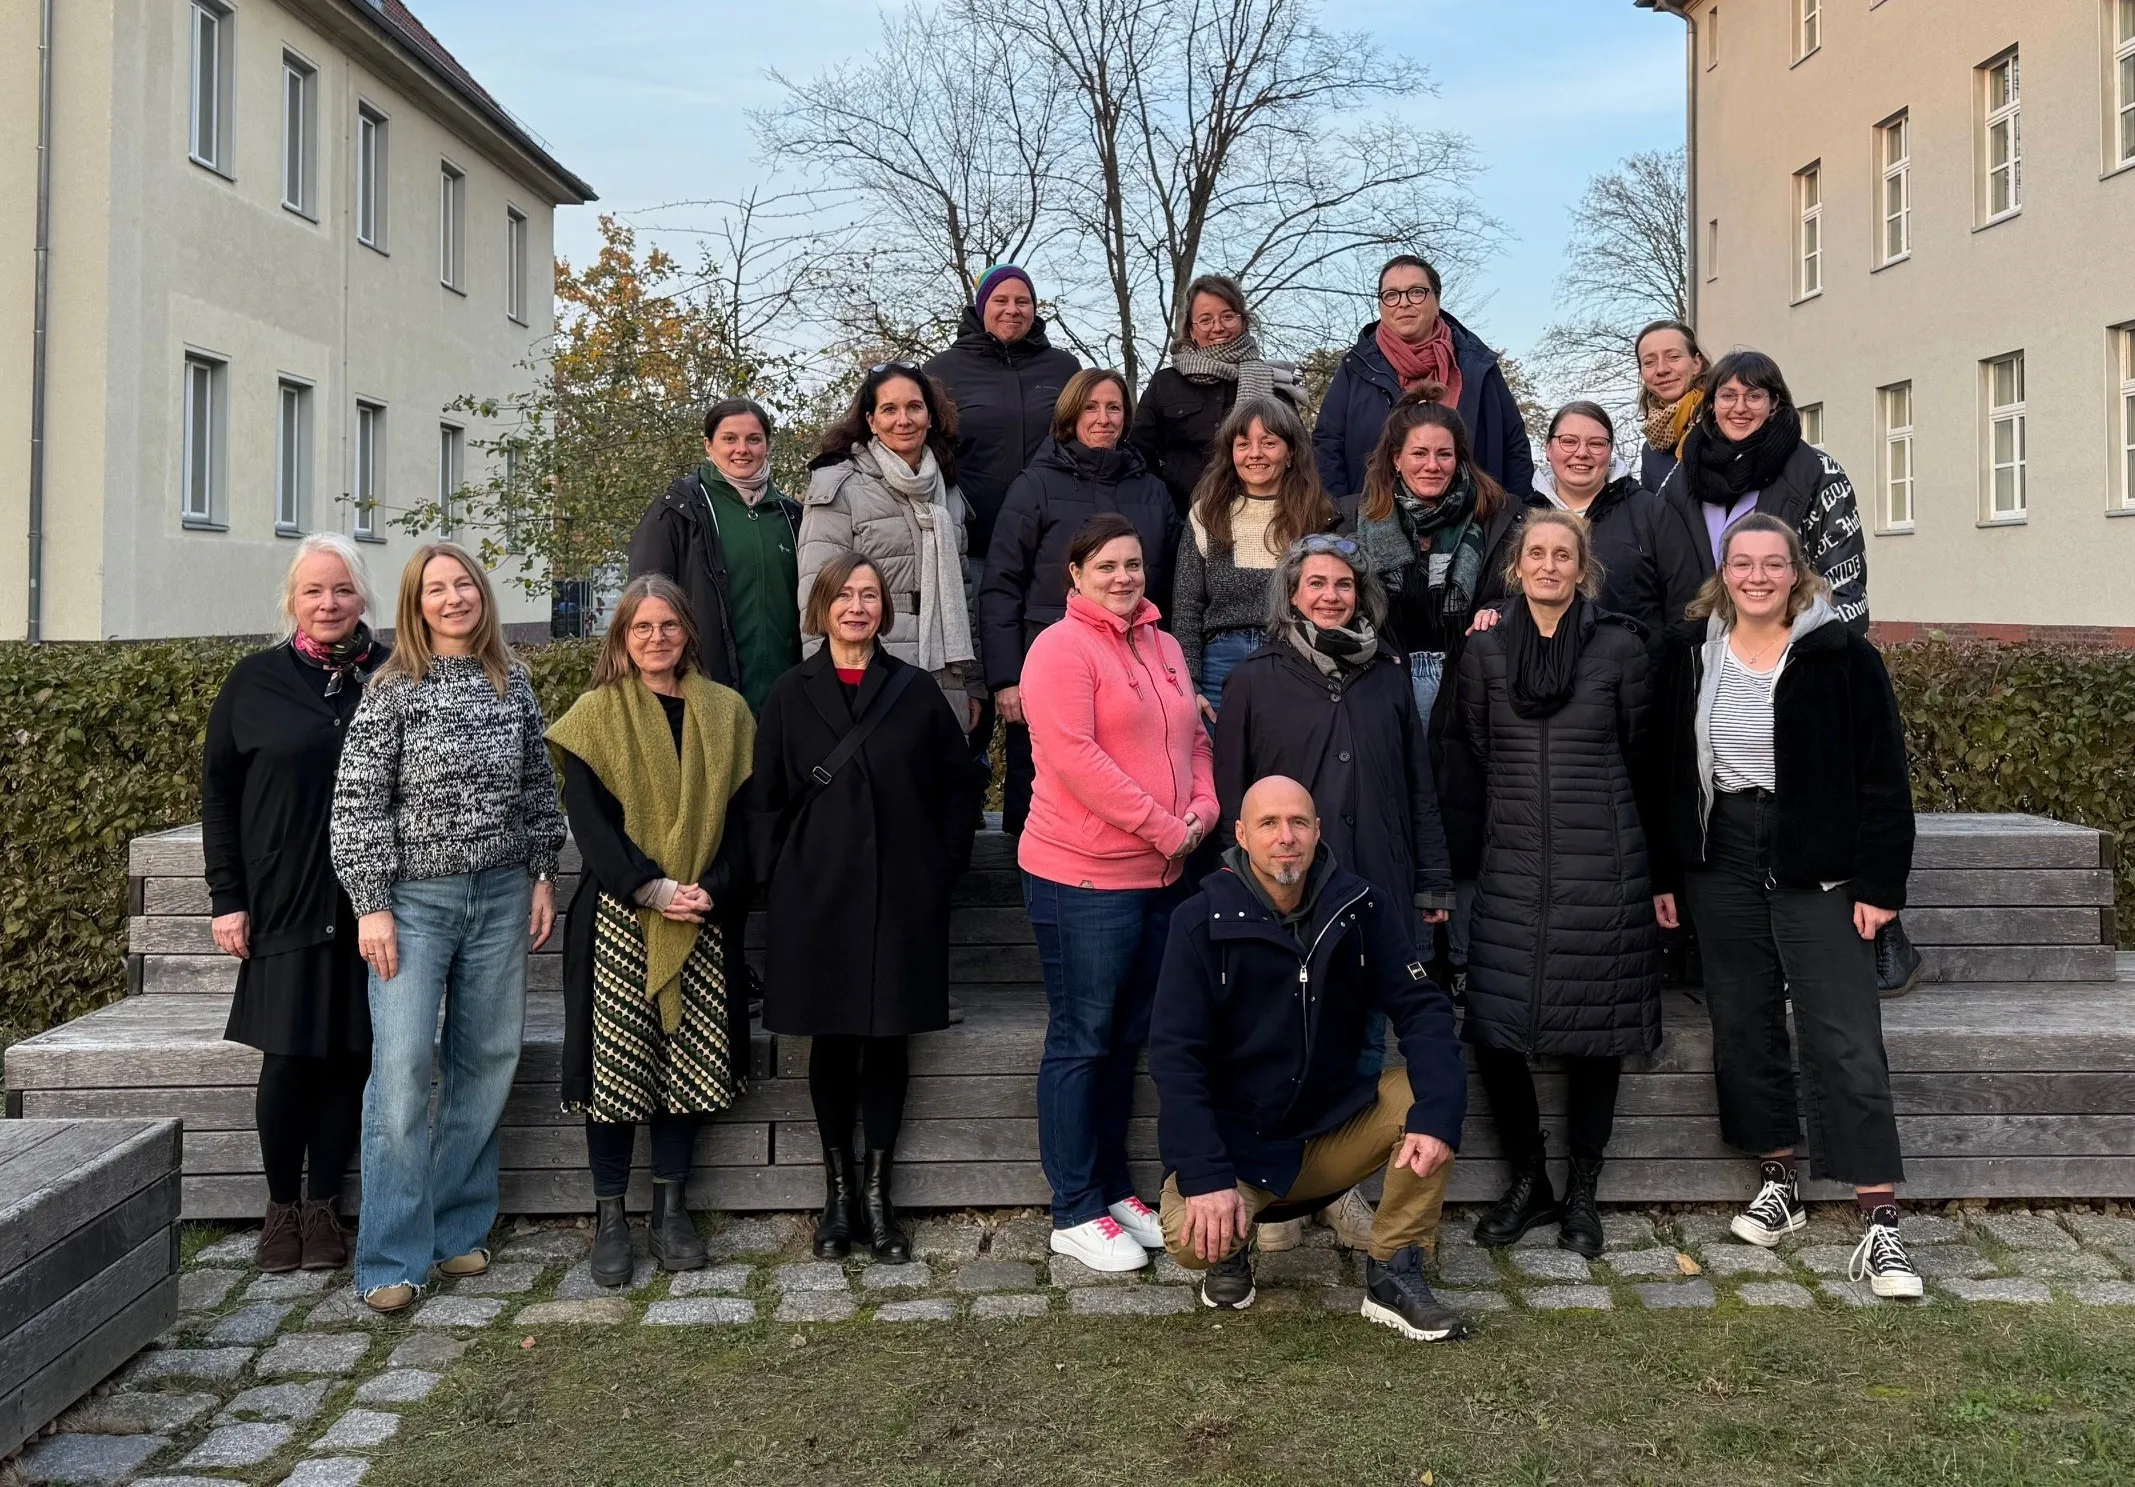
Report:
546,673,754,1031
1642,386,1705,458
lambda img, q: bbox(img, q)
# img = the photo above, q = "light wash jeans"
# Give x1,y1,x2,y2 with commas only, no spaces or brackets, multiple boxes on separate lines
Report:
356,865,530,1295
1198,630,1262,717
1408,649,1447,728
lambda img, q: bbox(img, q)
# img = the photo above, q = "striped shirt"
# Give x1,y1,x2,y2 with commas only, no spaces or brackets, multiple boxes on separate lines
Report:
1711,648,1780,794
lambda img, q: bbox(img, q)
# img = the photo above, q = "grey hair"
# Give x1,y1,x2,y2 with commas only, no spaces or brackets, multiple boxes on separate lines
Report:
1266,535,1388,634
278,532,378,639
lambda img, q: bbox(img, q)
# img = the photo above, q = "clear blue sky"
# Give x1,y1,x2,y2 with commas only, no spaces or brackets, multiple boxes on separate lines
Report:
414,0,1684,358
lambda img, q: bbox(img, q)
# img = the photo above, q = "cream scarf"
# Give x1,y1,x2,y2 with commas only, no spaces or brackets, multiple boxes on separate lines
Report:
860,439,976,674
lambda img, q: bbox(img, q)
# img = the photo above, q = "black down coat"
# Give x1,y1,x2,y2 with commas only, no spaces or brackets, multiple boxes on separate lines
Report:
923,307,1081,554
1452,605,1663,1058
1211,639,1454,932
1128,367,1235,516
1568,475,1705,647
751,648,982,1038
977,437,1180,690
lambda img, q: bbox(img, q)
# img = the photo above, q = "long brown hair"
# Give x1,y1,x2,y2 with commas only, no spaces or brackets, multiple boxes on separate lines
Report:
374,542,514,698
1685,512,1829,626
815,363,961,486
1359,388,1508,525
1188,395,1335,559
589,574,703,689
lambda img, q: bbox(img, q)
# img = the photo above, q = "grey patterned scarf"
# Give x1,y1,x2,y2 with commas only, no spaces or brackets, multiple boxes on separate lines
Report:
1171,332,1302,407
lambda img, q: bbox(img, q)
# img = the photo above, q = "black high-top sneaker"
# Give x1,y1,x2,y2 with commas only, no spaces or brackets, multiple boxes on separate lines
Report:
1730,1159,1808,1247
1361,1245,1469,1343
1200,1243,1257,1311
1848,1205,1923,1299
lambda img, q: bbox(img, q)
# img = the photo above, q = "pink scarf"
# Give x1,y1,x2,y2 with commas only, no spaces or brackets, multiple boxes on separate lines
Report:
1376,316,1464,413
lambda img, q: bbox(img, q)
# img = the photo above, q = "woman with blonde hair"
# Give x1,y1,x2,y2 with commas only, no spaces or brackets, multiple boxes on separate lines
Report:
1452,508,1665,1258
331,542,567,1312
1172,395,1339,716
548,575,756,1287
204,533,387,1273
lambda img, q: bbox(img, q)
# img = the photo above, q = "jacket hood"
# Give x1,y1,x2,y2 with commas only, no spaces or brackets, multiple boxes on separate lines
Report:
1201,846,1357,942
1065,590,1163,635
1697,591,1844,653
948,303,1061,362
1031,435,1150,483
1532,465,1637,511
668,466,792,512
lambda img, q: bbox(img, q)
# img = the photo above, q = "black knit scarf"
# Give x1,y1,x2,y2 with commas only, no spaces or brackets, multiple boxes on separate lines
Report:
1503,594,1589,720
1682,403,1801,506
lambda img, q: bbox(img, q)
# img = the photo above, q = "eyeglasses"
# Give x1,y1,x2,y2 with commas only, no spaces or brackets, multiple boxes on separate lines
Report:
1714,388,1774,410
1297,533,1363,560
1549,435,1614,455
1723,558,1796,578
868,361,922,377
627,620,686,639
1377,286,1437,307
1191,311,1242,330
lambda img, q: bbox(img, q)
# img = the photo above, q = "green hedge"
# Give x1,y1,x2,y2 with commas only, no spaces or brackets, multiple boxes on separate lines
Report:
1,635,2127,1047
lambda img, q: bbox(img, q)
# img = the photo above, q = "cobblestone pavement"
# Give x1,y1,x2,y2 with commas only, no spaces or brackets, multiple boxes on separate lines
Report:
13,1203,2135,1484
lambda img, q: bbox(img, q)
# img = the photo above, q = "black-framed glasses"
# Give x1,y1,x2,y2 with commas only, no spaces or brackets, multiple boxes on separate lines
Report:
1377,286,1437,307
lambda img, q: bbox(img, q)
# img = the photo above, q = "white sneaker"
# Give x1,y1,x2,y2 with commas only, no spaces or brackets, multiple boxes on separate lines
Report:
1107,1196,1164,1250
1051,1215,1151,1272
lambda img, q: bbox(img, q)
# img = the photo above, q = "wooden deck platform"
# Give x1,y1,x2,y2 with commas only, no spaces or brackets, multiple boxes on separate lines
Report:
3,814,2126,1216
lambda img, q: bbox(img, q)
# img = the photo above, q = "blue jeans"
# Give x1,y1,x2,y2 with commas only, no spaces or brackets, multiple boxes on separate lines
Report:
1025,872,1188,1229
356,866,530,1294
1408,649,1446,727
1357,878,1477,1078
1199,630,1261,716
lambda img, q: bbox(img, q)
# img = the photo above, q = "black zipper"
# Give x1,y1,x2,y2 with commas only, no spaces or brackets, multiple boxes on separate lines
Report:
1275,884,1370,1126
1529,712,1551,1047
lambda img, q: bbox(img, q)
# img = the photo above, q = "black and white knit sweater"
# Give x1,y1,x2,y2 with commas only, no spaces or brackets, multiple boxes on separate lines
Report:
330,655,566,916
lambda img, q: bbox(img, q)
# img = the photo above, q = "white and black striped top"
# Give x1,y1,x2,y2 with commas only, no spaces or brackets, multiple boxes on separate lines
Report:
1711,648,1780,794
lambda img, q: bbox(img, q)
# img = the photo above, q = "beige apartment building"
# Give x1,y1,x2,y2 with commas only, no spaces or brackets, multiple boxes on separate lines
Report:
0,0,592,641
1638,0,2135,636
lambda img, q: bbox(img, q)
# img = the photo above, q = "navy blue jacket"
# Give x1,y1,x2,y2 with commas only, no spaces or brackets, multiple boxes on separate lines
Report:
1149,859,1467,1198
1312,312,1535,502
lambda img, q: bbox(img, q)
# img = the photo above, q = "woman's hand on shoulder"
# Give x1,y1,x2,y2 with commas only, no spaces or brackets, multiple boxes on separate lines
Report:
1466,607,1503,637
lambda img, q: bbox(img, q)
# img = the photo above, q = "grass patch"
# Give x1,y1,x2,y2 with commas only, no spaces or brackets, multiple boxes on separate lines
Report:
366,1303,2135,1486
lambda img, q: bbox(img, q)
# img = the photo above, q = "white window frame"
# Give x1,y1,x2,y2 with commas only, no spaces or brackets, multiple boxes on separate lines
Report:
439,161,467,292
188,1,233,177
2114,0,2135,169
1982,50,2022,224
1706,6,1719,69
357,104,388,251
1984,352,2027,522
438,423,464,535
1798,0,1820,61
1878,112,1910,265
275,379,314,535
1800,403,1825,449
2117,327,2135,512
181,352,227,529
1795,164,1822,300
505,207,529,323
354,400,385,541
1879,382,1915,532
1705,218,1719,281
281,53,318,218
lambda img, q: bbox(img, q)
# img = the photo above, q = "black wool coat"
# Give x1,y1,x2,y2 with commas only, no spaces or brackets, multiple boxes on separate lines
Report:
555,724,755,1109
1128,367,1236,516
1565,475,1705,646
627,472,803,698
978,437,1180,690
1149,859,1466,1198
751,648,981,1037
923,308,1082,554
202,642,388,955
1452,607,1663,1058
1212,640,1454,930
1650,613,1916,910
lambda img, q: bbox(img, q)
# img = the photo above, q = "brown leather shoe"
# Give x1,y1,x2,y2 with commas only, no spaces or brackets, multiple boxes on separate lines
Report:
299,1200,350,1271
434,1248,491,1279
256,1202,303,1273
364,1282,417,1314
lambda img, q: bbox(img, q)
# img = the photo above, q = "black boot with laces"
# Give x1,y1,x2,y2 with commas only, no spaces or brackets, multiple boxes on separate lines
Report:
1557,1156,1605,1258
1474,1150,1560,1248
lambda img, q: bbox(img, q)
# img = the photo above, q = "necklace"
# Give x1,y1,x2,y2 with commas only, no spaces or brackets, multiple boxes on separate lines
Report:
1731,627,1787,671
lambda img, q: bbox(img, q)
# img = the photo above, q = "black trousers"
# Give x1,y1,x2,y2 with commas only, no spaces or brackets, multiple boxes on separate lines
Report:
808,1034,910,1152
1001,721,1036,835
256,1052,368,1205
1472,1045,1623,1164
1683,789,1904,1187
585,1115,700,1198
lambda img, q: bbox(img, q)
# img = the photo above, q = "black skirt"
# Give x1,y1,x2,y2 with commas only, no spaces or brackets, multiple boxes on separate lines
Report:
223,895,371,1058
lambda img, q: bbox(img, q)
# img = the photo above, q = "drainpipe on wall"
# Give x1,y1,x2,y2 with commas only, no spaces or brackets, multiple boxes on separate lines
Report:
1649,0,1700,329
26,0,54,640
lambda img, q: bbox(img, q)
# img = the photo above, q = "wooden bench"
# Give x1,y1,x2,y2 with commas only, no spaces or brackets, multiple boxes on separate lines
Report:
4,814,2126,1216
0,1120,182,1457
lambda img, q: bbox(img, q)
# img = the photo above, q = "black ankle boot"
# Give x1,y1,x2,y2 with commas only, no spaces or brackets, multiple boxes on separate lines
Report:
814,1147,859,1259
862,1148,910,1263
1474,1150,1561,1248
648,1179,706,1271
591,1195,634,1288
1557,1156,1604,1258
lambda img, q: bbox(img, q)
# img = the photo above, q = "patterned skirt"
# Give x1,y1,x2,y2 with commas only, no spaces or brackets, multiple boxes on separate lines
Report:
586,890,744,1124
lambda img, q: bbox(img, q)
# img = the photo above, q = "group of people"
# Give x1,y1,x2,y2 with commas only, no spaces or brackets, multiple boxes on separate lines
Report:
202,253,1925,1337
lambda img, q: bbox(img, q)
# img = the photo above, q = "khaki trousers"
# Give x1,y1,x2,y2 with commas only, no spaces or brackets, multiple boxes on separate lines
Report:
1159,1068,1452,1266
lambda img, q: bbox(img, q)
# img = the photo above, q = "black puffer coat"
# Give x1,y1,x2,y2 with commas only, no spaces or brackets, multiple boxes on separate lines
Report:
923,308,1081,554
1557,475,1704,646
1129,367,1235,516
977,437,1180,690
1452,604,1662,1057
1212,638,1453,934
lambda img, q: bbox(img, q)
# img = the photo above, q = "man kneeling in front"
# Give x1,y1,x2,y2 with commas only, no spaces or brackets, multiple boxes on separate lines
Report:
1148,775,1471,1341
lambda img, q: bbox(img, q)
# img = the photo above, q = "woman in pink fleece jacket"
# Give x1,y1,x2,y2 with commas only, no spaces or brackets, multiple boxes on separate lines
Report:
1019,512,1218,1274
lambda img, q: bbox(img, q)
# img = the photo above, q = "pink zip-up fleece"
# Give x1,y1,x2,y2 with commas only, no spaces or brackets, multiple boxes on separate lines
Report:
1018,593,1218,891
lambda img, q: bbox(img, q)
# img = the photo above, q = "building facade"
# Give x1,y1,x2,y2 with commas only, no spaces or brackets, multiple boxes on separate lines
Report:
1639,0,2135,636
0,0,592,641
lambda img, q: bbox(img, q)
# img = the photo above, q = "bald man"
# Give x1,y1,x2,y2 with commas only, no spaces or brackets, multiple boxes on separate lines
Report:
1147,776,1471,1341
